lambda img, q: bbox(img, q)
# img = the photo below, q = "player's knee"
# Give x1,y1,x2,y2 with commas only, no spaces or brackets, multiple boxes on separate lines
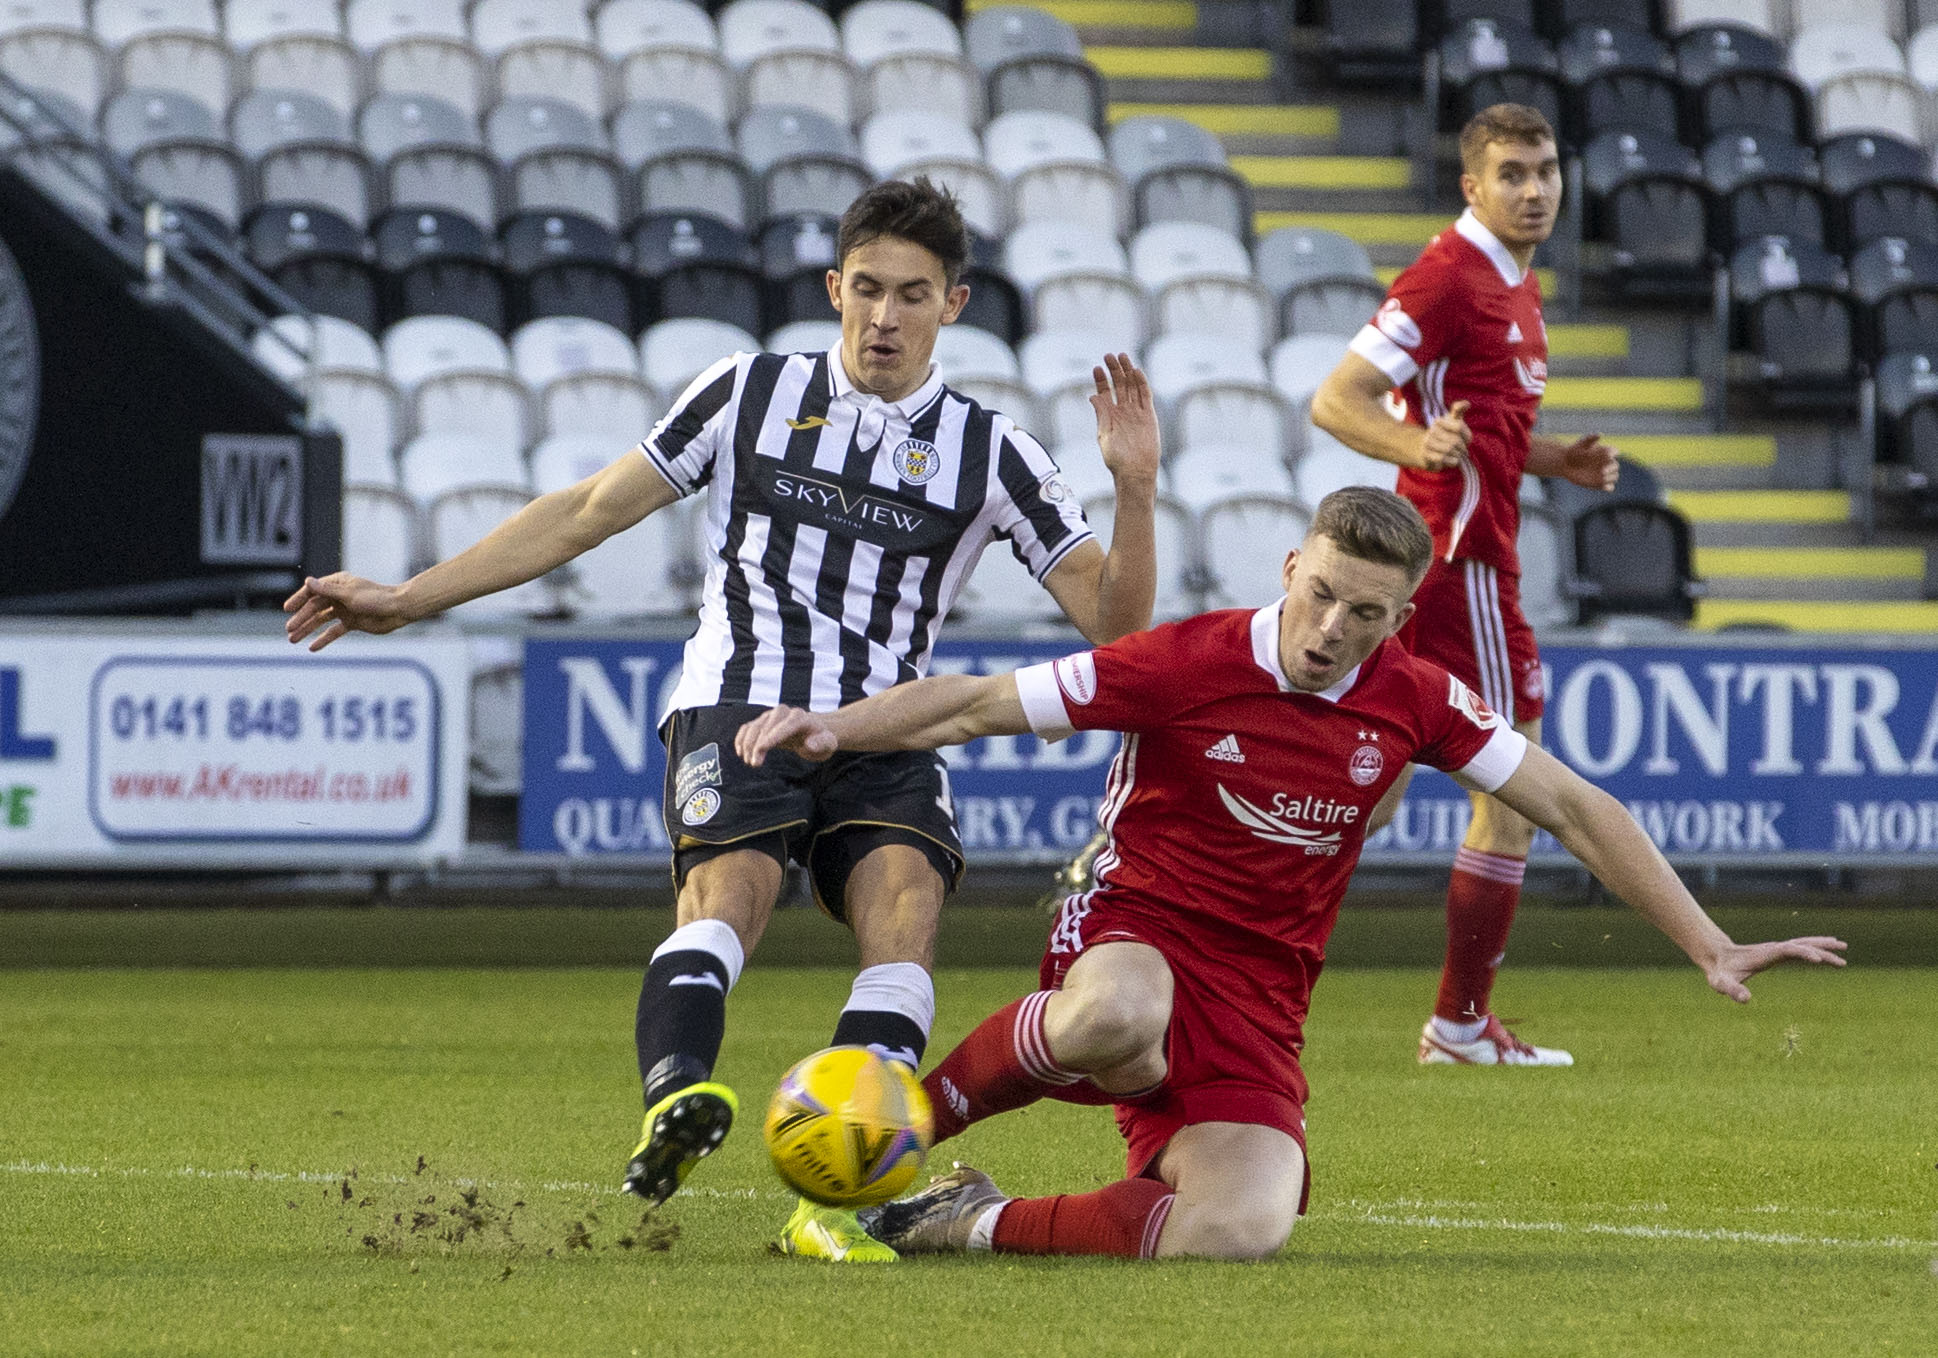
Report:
1168,1201,1296,1261
1057,980,1168,1065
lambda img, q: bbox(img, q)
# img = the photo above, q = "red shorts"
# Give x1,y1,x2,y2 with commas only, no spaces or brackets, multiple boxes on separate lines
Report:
1039,895,1312,1214
1398,556,1545,725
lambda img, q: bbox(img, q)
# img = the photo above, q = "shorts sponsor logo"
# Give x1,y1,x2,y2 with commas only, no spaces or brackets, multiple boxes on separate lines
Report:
674,742,722,808
1053,653,1098,706
892,438,941,484
681,786,721,826
1448,676,1505,732
1349,744,1383,786
1375,297,1421,350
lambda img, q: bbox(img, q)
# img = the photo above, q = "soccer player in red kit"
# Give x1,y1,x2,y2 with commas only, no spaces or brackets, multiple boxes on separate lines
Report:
1311,103,1620,1067
734,488,1846,1261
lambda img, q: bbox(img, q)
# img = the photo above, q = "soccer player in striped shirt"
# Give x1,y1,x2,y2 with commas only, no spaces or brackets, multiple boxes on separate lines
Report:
283,179,1164,1260
733,488,1845,1260
1311,104,1621,1067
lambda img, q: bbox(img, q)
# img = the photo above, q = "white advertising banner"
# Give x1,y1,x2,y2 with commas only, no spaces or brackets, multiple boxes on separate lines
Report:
0,629,470,866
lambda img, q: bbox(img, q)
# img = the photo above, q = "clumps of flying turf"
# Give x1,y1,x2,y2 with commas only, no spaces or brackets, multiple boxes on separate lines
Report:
321,1157,677,1273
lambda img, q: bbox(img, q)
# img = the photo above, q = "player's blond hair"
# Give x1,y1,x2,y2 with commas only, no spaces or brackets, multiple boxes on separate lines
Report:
1310,487,1434,585
1458,103,1556,177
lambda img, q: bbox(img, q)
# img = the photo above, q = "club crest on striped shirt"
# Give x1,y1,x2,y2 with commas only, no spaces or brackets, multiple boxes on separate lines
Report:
891,438,941,484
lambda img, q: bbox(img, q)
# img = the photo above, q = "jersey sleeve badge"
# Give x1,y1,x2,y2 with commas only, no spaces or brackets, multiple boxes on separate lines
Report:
1448,675,1504,731
1374,297,1422,351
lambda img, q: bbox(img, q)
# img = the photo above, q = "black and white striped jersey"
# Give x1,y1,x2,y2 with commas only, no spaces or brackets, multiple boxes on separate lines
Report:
636,343,1094,715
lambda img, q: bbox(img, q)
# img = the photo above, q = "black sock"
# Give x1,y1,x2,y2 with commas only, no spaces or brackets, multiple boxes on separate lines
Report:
829,1009,929,1070
636,950,730,1105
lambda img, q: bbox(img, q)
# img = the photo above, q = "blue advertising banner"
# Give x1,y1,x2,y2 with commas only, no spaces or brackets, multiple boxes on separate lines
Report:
521,637,1938,865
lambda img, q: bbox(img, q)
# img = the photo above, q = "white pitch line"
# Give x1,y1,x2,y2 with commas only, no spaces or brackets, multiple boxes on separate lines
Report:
6,1159,1932,1252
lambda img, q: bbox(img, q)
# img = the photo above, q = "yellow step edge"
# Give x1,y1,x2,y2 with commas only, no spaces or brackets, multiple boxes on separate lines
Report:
1231,154,1411,190
1088,46,1273,80
1544,324,1629,359
1542,377,1706,412
1694,546,1926,579
1694,599,1938,632
1259,210,1448,244
1614,434,1775,467
969,0,1197,28
1109,102,1341,138
1667,490,1851,523
1374,263,1555,292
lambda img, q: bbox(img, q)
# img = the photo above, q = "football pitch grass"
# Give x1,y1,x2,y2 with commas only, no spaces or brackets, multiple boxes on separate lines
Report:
3,913,1934,1356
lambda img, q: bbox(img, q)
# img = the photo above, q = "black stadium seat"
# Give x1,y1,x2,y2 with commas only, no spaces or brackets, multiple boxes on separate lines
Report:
1701,130,1827,249
243,202,379,333
957,229,1026,345
628,210,764,335
1435,20,1563,137
1440,0,1536,38
1323,0,1420,86
759,211,842,329
1676,25,1810,143
1571,501,1702,625
1818,133,1938,252
1581,129,1710,295
1550,0,1655,37
1873,350,1938,489
1727,235,1856,401
500,211,632,332
372,206,506,332
1849,236,1938,359
1545,452,1665,527
1558,23,1680,144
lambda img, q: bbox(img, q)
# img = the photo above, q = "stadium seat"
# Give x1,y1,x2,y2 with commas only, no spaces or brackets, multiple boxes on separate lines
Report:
1169,443,1297,512
1666,0,1780,40
1294,428,1399,508
1019,327,1133,450
933,322,1031,419
1176,482,1310,611
486,95,625,233
1874,348,1938,485
985,109,1127,238
1130,221,1272,352
718,0,838,64
857,110,1002,236
1557,22,1681,145
1324,0,1419,86
1702,130,1828,249
956,230,1026,346
470,0,608,122
1441,0,1536,33
101,88,246,229
399,432,550,614
1517,502,1574,629
630,210,764,334
1435,19,1563,138
1815,70,1923,143
225,0,360,119
1108,114,1253,241
736,105,870,220
360,92,501,231
1254,226,1384,340
94,0,233,114
372,206,506,331
232,90,373,228
964,4,1080,70
596,0,732,125
1146,333,1290,466
966,3,1100,126
841,0,980,128
615,100,754,230
1268,332,1351,423
759,210,841,329
1078,484,1201,620
1795,0,1905,42
532,433,698,616
1727,234,1858,399
1550,0,1654,35
467,648,523,794
244,205,380,333
1677,23,1811,142
384,313,530,452
500,211,633,331
1790,23,1907,91
342,483,421,578
1820,132,1938,249
0,4,105,122
254,315,398,484
952,535,1066,624
1580,129,1711,295
767,318,842,354
513,314,659,440
1004,219,1142,352
1571,500,1701,624
1543,452,1666,527
640,316,758,396
720,0,854,124
1850,236,1938,357
347,0,488,119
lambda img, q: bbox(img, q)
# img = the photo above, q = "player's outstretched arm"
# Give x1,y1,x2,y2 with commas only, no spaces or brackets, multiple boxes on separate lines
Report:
1044,353,1161,643
1490,744,1847,1001
1311,351,1469,473
736,673,1031,767
284,453,679,651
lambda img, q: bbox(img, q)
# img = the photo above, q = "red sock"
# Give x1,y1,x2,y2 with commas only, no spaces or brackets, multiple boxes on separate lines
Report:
1435,847,1526,1022
990,1177,1176,1259
921,992,1082,1145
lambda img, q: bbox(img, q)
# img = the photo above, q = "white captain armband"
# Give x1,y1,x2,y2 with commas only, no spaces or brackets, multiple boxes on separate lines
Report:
1013,660,1079,742
1452,725,1529,793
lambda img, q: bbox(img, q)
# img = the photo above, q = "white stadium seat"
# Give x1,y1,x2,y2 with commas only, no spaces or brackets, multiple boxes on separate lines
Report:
348,0,488,117
0,9,105,120
471,0,607,121
639,317,758,395
841,0,981,125
512,316,656,440
383,315,530,453
1146,332,1292,464
859,108,979,177
1518,502,1573,630
1168,444,1298,514
382,314,509,391
984,108,1126,237
1794,0,1904,43
1007,220,1145,348
1294,428,1399,507
341,483,421,581
316,371,404,487
1269,333,1351,418
1130,221,1273,351
1169,444,1309,609
933,325,1032,424
717,0,838,65
767,319,843,354
1081,488,1200,620
1002,219,1128,292
1019,328,1134,450
226,0,360,117
840,0,960,65
398,431,548,613
597,0,733,123
1815,71,1924,141
1665,0,1779,38
1790,23,1906,91
532,434,698,616
255,313,383,378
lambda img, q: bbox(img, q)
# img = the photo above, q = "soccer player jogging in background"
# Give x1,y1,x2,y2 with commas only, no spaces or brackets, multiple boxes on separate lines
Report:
734,488,1847,1261
282,179,1165,1262
1310,103,1619,1067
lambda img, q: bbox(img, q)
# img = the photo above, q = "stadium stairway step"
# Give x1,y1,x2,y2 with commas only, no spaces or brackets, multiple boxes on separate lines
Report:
1107,101,1341,155
1233,154,1418,213
1086,43,1278,103
1691,598,1938,631
977,0,1200,45
1692,546,1929,602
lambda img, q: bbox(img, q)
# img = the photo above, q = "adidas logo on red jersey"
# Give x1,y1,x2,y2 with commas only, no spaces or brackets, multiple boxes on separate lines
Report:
1205,734,1245,763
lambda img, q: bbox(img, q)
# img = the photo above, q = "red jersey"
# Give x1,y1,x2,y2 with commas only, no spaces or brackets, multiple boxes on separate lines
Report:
1014,604,1528,1000
1348,208,1547,575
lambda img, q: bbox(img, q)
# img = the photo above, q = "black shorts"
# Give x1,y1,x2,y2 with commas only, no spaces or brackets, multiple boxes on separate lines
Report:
659,703,965,919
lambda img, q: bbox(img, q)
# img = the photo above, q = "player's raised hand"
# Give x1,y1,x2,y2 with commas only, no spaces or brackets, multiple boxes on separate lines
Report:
1703,935,1848,1003
1418,399,1470,470
1557,432,1620,491
1089,352,1161,490
283,573,414,652
735,704,839,767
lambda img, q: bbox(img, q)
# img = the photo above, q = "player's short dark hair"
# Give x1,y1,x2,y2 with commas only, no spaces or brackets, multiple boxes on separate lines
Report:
1458,103,1556,177
1310,487,1434,586
836,177,971,287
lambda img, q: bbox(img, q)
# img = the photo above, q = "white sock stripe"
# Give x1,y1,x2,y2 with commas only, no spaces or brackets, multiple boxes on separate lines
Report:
1453,847,1527,885
650,918,745,990
1140,1192,1177,1259
839,962,936,1035
1012,991,1081,1086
